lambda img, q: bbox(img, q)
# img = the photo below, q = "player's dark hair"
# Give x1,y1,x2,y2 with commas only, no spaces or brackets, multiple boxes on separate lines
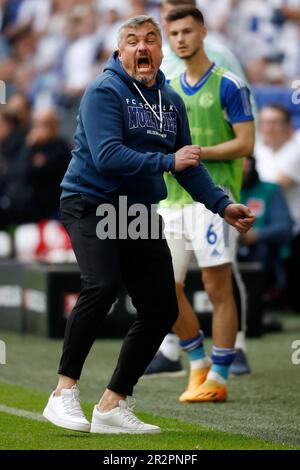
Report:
165,6,205,25
163,0,197,7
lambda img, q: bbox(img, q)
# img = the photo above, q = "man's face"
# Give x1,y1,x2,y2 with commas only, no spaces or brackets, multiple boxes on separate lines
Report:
118,23,163,87
167,15,206,60
259,107,292,147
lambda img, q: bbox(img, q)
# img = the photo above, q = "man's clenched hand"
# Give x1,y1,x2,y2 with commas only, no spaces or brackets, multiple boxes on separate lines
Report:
224,204,256,233
175,145,201,171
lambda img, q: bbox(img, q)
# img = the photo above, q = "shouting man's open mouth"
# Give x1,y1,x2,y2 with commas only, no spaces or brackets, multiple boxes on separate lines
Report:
136,56,152,73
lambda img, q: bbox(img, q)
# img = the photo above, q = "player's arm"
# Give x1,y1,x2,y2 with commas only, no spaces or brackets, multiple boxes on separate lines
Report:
201,120,254,161
201,74,255,161
174,94,255,232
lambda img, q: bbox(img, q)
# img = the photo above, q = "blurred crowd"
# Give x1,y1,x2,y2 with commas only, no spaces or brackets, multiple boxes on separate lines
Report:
0,0,300,312
1,0,300,120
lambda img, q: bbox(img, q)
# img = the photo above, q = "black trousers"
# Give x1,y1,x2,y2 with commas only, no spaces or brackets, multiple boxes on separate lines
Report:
58,194,178,396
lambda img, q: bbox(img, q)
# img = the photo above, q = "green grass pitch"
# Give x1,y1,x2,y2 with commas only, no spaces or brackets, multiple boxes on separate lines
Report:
0,314,300,450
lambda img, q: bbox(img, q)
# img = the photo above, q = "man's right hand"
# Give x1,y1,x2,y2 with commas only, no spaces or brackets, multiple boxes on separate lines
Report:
175,145,201,172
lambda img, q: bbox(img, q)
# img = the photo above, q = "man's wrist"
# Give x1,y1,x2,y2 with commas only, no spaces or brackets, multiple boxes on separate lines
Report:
165,154,175,173
201,146,212,159
218,199,233,218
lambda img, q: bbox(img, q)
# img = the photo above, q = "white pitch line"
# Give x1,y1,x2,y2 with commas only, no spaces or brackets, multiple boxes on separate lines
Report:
0,404,46,422
0,404,184,433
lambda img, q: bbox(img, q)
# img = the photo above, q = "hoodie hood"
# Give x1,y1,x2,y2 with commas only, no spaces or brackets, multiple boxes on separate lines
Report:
104,51,166,91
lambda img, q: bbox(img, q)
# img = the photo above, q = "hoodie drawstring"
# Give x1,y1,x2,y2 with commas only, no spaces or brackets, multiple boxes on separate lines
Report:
133,82,163,133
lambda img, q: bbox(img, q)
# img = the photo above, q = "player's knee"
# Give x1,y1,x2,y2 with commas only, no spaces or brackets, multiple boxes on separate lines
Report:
202,266,233,304
202,275,223,304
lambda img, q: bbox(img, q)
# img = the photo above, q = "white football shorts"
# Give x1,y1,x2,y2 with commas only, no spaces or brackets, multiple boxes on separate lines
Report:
158,202,238,283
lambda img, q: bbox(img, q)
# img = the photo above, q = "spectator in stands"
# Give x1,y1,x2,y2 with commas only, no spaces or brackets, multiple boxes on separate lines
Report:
15,0,52,34
256,104,300,312
48,0,88,36
238,156,292,293
8,24,39,97
56,4,101,140
6,91,32,132
272,0,300,81
0,108,25,218
0,109,25,164
61,5,99,99
0,109,25,228
0,0,23,40
1,109,71,226
195,0,233,42
22,109,71,219
215,0,292,84
0,56,18,98
256,105,300,226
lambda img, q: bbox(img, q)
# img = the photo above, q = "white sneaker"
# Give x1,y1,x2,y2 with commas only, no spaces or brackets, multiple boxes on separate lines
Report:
43,385,90,432
90,398,161,434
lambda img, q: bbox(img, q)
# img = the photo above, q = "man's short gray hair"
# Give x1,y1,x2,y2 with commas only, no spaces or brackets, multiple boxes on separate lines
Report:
117,15,162,46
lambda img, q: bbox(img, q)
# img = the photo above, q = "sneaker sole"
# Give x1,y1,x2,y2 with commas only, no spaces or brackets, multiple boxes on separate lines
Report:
90,424,161,434
185,396,227,403
142,370,187,379
43,406,91,433
184,390,228,403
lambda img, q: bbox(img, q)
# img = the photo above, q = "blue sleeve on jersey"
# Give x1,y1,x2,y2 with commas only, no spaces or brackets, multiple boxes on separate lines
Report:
220,75,254,124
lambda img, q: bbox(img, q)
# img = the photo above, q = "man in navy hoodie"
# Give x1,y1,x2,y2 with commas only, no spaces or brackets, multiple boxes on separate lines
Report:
43,15,255,434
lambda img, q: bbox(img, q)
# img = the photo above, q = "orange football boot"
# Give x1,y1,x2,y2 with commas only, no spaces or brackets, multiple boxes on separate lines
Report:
184,379,227,402
179,362,211,403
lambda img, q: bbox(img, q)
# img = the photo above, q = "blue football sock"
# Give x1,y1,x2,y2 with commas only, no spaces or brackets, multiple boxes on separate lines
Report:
210,364,229,380
180,331,210,369
209,346,236,382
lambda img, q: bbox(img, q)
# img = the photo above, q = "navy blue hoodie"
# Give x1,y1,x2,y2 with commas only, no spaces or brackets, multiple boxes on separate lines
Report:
61,52,231,214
